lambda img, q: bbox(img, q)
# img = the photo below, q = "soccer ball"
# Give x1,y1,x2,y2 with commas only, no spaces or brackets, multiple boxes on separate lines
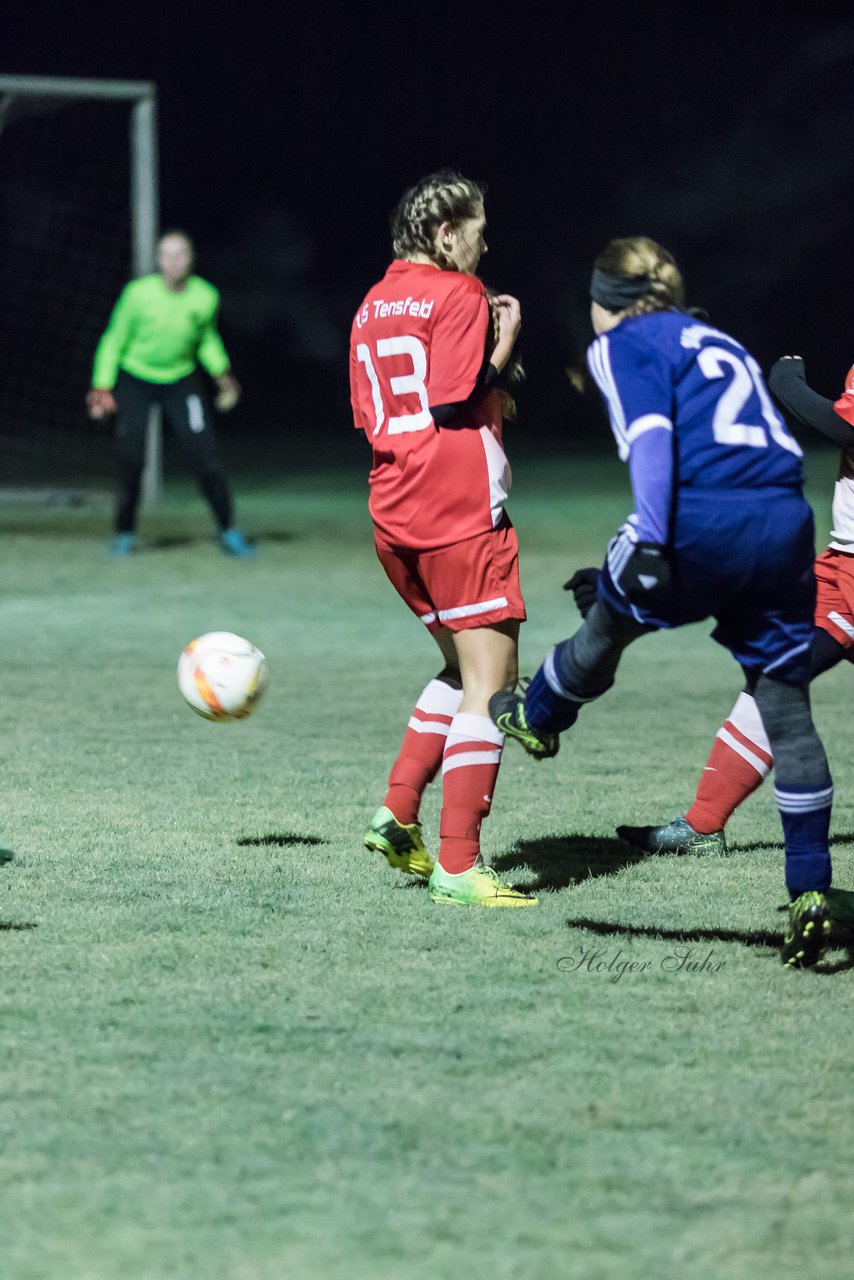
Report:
178,631,268,722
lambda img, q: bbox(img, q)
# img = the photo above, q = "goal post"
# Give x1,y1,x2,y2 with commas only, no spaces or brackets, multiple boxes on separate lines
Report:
0,74,163,502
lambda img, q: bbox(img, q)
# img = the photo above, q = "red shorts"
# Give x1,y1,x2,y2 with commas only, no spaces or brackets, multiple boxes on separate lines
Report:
375,518,526,633
815,548,854,651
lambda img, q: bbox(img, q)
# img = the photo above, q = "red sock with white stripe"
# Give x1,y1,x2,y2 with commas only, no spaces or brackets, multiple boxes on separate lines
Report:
384,678,463,826
438,712,504,874
685,692,773,834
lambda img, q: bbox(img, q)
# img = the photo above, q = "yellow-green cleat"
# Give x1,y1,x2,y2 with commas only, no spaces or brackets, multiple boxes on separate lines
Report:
428,862,538,908
364,805,434,880
781,891,832,969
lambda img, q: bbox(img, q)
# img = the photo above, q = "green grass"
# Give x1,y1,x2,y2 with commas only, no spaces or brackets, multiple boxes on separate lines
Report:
1,453,852,1280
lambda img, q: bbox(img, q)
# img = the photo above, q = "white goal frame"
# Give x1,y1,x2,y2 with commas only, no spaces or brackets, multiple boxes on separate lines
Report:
0,74,163,502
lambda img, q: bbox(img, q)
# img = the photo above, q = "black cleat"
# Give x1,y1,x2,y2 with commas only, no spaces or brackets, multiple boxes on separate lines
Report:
781,891,832,969
617,816,727,856
488,691,559,760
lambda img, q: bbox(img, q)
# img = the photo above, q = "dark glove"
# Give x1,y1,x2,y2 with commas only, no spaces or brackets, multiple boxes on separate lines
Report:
563,567,600,618
620,542,672,609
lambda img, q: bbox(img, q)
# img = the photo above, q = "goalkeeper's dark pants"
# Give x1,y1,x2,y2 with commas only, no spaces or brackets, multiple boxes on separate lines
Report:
113,369,233,534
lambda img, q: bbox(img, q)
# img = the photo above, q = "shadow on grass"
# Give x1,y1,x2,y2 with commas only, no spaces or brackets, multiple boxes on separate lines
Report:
253,531,297,544
566,916,784,950
146,534,212,550
564,916,854,971
144,531,295,551
236,833,327,847
494,834,647,892
732,831,854,854
0,921,38,931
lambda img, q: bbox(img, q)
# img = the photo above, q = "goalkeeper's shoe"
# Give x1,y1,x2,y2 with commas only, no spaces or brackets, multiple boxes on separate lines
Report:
364,805,434,880
108,533,137,556
219,528,257,558
428,862,538,908
616,816,727,856
781,891,832,970
488,691,559,760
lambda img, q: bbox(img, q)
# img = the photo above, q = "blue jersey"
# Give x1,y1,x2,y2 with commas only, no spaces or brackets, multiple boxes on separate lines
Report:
588,311,814,682
587,311,804,544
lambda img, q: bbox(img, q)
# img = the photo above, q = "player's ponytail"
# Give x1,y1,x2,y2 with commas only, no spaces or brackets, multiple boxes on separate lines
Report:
592,237,685,317
391,171,486,270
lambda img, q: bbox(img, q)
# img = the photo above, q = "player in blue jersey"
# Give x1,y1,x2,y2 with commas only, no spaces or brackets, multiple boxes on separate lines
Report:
490,236,835,968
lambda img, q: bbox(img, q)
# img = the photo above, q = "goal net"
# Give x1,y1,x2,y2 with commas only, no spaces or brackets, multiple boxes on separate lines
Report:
0,77,157,491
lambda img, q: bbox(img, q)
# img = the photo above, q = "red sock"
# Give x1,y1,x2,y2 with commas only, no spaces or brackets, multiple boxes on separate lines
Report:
384,678,463,825
685,692,773,833
438,712,504,873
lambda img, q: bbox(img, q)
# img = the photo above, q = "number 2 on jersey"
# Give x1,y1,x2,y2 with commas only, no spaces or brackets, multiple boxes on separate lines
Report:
699,346,801,456
356,336,432,437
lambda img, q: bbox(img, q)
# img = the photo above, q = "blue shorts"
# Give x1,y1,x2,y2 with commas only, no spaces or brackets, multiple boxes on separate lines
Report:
599,487,816,684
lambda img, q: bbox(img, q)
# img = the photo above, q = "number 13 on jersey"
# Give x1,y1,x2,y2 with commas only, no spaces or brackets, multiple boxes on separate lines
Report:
355,336,433,436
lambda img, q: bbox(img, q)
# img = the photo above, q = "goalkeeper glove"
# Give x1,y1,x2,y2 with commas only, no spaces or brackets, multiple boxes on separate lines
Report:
86,388,117,420
620,542,672,608
214,371,241,413
563,567,600,618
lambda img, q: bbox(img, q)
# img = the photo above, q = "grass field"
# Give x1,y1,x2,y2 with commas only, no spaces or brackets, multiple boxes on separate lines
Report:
2,451,852,1280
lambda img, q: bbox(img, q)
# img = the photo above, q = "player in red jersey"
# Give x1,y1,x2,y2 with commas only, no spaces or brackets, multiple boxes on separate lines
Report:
614,353,854,939
350,171,543,907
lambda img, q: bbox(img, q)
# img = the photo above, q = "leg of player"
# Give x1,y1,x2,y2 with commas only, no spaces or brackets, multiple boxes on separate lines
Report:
364,627,462,880
164,374,255,557
490,600,644,754
110,371,152,554
617,626,848,856
429,621,538,907
199,465,255,559
113,456,144,555
749,673,834,968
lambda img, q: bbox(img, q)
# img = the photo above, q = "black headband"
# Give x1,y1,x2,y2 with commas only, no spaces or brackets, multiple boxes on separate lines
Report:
590,267,652,312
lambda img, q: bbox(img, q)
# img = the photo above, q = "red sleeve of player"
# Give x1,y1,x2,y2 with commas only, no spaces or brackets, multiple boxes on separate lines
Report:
426,281,490,405
833,364,854,427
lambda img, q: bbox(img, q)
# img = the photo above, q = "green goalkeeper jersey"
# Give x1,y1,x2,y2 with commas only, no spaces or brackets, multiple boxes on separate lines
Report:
91,274,231,388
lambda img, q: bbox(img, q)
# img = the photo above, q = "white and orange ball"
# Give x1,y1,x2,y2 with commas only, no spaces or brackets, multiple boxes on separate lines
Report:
177,631,268,722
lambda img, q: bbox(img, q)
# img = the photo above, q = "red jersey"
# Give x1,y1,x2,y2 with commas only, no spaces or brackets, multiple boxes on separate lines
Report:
833,364,854,428
349,259,510,550
829,364,854,550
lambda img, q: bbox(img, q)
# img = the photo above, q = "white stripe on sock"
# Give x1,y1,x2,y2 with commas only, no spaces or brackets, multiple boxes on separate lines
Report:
418,679,463,718
774,786,834,813
443,749,503,774
716,726,772,778
446,712,504,747
728,691,771,756
407,717,454,735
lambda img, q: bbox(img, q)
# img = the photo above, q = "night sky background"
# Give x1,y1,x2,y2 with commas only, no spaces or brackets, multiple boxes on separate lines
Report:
1,0,853,468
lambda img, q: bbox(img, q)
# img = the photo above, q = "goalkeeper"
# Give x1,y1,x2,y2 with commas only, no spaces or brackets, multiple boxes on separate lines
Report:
87,230,254,556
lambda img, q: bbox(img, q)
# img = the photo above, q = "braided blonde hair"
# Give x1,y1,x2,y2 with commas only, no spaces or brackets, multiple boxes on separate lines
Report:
594,237,685,317
391,170,486,269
